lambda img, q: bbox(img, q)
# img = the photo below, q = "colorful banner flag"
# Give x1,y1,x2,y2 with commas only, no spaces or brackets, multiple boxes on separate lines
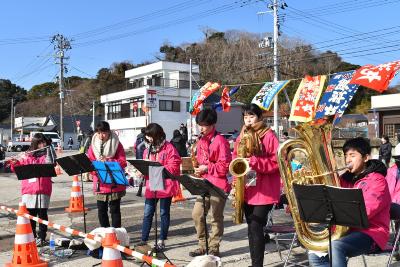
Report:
251,80,290,110
315,71,359,124
189,82,221,115
349,60,400,92
289,75,326,122
213,86,240,112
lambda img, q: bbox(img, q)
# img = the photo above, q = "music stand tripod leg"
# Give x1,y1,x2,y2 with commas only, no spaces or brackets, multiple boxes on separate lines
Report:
202,193,209,255
80,171,87,233
140,192,174,267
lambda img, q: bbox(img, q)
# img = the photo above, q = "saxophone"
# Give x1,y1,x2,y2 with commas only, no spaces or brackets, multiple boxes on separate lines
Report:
190,135,201,177
229,129,251,224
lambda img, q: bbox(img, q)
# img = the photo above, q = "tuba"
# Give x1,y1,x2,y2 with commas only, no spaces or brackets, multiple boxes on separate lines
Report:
277,119,348,251
229,129,252,224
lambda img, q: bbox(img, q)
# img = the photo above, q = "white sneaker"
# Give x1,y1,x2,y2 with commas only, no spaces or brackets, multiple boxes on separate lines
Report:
156,240,165,251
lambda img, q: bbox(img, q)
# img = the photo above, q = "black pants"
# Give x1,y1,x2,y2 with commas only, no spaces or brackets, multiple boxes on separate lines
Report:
97,199,121,228
27,208,48,240
244,203,274,267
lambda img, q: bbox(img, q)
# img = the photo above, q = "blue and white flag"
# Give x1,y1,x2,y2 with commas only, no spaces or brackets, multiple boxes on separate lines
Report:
315,71,359,124
251,80,290,110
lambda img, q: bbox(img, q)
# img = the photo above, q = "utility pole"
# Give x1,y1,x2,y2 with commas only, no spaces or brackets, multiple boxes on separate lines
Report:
52,34,72,149
189,58,192,140
92,101,96,131
10,98,13,141
273,0,279,134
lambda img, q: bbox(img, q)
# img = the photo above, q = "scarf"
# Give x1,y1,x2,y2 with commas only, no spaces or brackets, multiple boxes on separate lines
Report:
238,120,270,157
91,131,120,159
145,139,166,156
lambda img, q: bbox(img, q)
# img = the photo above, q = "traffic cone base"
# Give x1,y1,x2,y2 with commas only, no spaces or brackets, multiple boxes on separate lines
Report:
6,202,48,267
65,175,89,213
65,196,89,212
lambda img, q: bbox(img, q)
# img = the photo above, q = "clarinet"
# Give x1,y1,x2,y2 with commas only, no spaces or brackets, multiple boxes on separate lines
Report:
136,144,152,197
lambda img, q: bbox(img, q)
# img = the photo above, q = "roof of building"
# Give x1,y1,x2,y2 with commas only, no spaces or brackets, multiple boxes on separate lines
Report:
45,115,102,134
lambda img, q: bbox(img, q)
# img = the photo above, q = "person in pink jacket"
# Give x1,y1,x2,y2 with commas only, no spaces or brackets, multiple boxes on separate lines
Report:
189,109,232,257
309,137,391,267
136,123,181,251
385,144,400,238
11,133,56,246
87,121,127,228
232,103,280,267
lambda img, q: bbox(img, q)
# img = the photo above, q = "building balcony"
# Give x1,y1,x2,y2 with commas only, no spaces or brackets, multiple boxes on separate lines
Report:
127,78,201,90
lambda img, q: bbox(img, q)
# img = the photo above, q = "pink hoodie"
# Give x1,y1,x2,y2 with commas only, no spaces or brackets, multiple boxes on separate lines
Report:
88,143,127,194
143,141,181,198
196,129,232,192
11,154,53,196
233,129,280,205
341,171,391,250
386,165,400,204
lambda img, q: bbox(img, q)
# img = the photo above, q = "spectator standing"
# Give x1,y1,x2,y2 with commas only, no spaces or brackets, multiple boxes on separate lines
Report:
134,128,146,159
171,129,188,157
179,123,188,143
67,137,74,150
379,135,392,167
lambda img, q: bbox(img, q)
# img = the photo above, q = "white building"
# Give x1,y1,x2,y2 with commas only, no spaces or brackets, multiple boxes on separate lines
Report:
101,61,200,149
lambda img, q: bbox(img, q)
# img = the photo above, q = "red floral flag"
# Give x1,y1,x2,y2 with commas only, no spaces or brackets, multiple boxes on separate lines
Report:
220,86,231,112
349,60,400,93
289,75,326,122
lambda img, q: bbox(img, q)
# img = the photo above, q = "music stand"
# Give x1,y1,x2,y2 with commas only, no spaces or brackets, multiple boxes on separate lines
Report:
178,174,228,255
293,183,369,267
56,153,95,232
92,161,129,187
128,159,175,266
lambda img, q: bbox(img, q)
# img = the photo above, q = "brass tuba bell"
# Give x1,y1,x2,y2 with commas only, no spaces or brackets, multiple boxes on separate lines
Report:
277,119,348,251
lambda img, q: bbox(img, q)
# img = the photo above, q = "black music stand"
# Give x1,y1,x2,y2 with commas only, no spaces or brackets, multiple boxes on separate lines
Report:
14,164,57,226
178,174,228,255
128,159,175,266
56,153,95,232
293,183,369,267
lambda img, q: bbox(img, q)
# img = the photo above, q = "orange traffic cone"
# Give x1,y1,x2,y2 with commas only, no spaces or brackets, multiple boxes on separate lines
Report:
172,183,186,203
5,202,48,267
65,175,89,213
101,228,123,267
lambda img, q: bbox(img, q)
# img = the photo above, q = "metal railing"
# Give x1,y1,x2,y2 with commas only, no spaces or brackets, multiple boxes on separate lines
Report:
127,78,201,90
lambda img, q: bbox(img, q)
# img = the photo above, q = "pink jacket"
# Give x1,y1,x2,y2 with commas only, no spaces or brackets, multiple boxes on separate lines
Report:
88,143,127,194
11,154,53,196
143,141,181,198
386,165,400,204
233,129,280,205
341,171,391,250
196,129,232,192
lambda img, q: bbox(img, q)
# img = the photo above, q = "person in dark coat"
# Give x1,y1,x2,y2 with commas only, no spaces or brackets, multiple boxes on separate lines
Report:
171,129,188,157
134,128,146,159
179,123,188,143
379,135,392,167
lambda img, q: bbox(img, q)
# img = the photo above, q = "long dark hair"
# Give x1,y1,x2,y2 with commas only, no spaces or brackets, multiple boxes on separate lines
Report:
144,123,166,146
29,133,47,151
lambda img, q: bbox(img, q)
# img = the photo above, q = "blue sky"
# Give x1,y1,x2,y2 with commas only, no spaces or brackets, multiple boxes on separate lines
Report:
1,0,400,90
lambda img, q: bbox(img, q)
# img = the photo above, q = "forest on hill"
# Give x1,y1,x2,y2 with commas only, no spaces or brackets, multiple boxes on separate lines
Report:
1,29,399,123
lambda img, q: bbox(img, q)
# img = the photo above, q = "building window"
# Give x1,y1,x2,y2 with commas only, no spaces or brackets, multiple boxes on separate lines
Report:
186,102,190,112
106,97,145,119
159,100,180,112
384,124,400,138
